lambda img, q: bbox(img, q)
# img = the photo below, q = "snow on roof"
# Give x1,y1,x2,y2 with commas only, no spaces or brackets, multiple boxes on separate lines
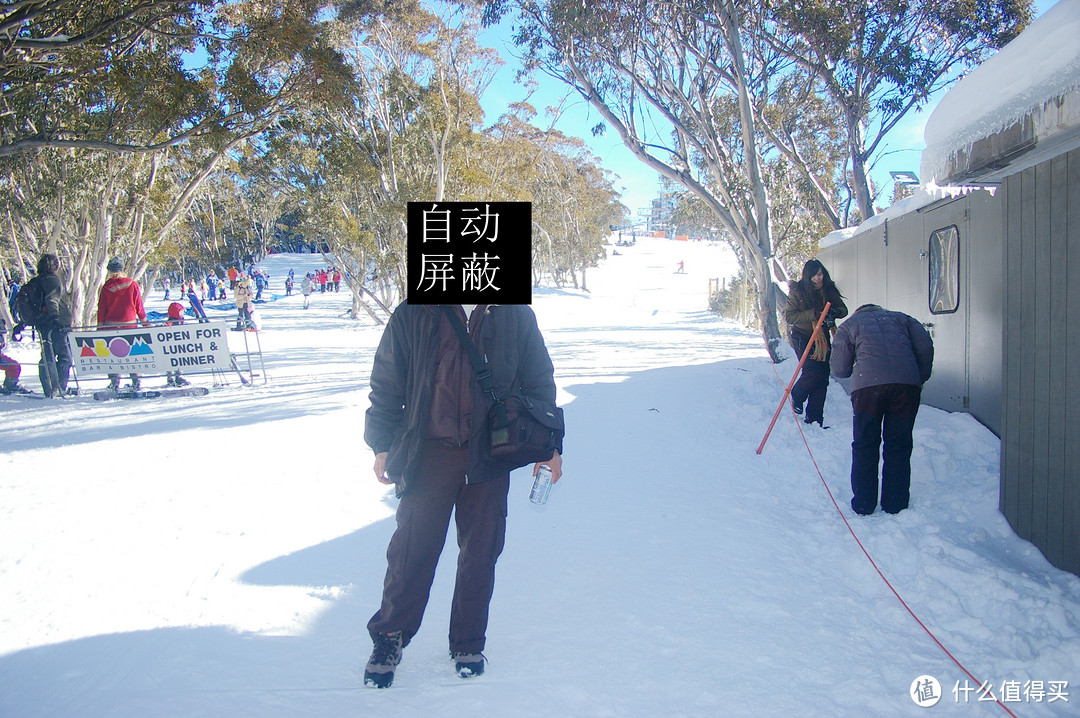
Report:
818,227,857,249
818,184,997,247
921,0,1080,183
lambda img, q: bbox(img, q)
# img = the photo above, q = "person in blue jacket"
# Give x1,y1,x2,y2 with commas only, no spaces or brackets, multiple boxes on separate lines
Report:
831,303,934,515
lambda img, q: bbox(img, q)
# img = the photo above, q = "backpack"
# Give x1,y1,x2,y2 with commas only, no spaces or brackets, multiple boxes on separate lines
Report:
14,276,48,326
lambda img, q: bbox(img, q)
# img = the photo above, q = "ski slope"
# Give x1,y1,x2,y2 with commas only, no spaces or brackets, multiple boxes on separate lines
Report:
1,238,1077,717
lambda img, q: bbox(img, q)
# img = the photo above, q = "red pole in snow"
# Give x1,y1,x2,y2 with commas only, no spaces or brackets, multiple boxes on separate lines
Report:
756,302,831,455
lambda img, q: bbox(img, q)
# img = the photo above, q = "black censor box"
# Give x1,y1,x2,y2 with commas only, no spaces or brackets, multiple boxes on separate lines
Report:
406,202,532,304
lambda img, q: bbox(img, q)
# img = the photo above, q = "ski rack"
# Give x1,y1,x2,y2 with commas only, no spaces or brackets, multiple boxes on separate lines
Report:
185,292,265,388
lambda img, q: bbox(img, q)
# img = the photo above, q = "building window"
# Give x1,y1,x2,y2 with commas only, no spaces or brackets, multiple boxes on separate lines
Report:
929,225,960,314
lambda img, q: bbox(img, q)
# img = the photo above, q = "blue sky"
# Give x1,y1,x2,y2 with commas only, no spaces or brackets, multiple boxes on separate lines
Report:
474,0,1058,222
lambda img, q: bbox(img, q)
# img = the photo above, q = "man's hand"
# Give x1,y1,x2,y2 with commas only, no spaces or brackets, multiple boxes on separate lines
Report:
373,452,392,485
534,450,563,483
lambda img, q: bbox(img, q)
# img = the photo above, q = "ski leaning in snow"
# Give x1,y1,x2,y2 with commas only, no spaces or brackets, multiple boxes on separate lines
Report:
93,386,210,401
186,290,210,321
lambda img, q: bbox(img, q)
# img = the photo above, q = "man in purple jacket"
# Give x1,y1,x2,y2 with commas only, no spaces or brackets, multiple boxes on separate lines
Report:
831,304,934,515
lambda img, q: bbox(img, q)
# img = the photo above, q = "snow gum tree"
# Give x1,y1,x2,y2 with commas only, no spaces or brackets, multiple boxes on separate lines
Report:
277,2,500,318
760,0,1032,220
0,1,378,325
483,0,1031,358
485,0,791,360
474,105,626,290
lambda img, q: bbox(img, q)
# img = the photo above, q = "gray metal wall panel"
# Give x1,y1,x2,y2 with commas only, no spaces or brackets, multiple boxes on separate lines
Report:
819,236,860,306
1046,153,1069,567
965,191,1003,435
858,224,887,309
1031,161,1052,554
1018,166,1037,540
1065,149,1080,575
885,214,924,318
1001,171,1024,534
1001,148,1080,576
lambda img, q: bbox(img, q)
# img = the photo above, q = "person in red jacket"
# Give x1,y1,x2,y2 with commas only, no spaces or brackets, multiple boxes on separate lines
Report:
98,256,148,392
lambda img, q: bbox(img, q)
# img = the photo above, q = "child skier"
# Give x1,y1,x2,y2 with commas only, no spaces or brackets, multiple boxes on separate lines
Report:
165,302,191,387
1,318,32,395
234,275,257,330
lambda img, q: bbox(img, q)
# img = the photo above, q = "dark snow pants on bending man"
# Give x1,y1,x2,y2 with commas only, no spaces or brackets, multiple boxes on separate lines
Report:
849,383,921,515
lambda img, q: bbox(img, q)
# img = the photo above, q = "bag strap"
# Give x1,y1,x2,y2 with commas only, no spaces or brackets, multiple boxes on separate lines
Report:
439,305,502,403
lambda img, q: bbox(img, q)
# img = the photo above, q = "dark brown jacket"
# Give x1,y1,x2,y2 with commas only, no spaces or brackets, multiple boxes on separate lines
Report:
365,302,559,496
784,280,847,339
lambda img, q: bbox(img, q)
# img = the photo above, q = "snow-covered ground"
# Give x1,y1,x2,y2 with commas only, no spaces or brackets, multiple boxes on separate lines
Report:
1,238,1077,717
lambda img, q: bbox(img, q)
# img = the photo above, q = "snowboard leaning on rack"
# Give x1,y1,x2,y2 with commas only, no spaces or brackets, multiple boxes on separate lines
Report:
93,386,210,401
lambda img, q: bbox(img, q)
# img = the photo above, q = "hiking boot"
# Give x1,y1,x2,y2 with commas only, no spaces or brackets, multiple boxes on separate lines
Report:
364,631,403,689
452,652,485,678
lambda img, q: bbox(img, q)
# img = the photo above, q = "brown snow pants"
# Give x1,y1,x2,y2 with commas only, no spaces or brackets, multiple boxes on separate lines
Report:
367,441,509,654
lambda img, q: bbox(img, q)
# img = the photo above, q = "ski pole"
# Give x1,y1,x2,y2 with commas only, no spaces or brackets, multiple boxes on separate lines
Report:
756,302,831,455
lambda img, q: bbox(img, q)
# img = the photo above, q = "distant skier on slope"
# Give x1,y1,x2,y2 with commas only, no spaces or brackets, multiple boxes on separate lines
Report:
300,274,314,309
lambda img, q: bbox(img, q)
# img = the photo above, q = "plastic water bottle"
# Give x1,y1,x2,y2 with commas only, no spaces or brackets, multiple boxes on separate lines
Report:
529,465,554,505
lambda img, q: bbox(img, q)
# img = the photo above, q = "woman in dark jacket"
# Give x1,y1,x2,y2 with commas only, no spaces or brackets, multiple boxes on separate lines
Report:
784,259,847,426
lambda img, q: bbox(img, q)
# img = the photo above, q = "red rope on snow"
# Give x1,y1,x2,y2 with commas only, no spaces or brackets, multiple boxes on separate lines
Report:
758,319,1018,718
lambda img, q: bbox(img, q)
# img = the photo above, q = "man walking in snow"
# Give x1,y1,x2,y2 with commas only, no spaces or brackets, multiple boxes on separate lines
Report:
362,303,563,688
830,304,934,515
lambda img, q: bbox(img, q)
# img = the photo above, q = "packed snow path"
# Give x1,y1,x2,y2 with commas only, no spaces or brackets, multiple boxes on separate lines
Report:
1,239,1077,716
